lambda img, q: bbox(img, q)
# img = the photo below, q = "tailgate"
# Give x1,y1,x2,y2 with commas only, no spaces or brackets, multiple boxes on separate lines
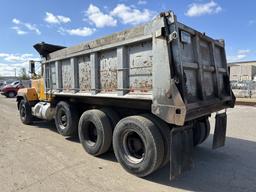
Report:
169,18,235,121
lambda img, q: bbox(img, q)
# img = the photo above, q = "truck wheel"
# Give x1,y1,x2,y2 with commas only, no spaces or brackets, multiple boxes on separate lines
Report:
112,115,164,177
7,91,16,98
55,101,79,137
78,109,112,156
19,100,33,125
141,114,170,167
193,119,210,146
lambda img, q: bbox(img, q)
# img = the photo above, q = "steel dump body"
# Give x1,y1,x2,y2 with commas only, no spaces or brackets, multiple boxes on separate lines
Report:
42,12,234,126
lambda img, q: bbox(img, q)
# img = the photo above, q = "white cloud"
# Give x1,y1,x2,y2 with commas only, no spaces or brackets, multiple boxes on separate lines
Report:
138,0,147,5
12,18,41,35
0,53,40,76
86,4,117,28
185,1,222,17
110,4,154,25
0,53,9,57
11,26,27,35
227,49,252,62
237,49,251,55
44,12,71,24
58,27,96,37
5,55,25,62
21,53,33,57
24,23,41,35
12,18,20,24
0,52,39,63
0,62,27,76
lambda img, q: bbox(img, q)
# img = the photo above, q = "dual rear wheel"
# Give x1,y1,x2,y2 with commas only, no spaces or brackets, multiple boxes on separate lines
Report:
78,110,170,177
78,109,115,156
112,115,165,177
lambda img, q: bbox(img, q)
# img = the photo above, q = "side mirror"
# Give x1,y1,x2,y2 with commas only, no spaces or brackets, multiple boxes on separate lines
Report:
29,60,35,74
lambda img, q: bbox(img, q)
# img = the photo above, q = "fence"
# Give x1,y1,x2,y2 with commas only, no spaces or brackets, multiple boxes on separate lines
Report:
231,81,256,98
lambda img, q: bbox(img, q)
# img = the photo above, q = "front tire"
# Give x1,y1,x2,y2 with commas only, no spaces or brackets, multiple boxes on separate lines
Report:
19,100,33,125
54,101,79,137
113,115,164,177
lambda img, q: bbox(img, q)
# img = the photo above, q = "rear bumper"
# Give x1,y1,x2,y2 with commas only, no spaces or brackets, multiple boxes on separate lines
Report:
1,92,6,96
186,96,235,121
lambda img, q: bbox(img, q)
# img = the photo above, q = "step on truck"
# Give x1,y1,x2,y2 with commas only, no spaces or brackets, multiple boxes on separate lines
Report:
17,11,235,180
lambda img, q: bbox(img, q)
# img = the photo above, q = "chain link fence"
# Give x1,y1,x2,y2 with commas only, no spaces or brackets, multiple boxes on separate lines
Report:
231,80,256,98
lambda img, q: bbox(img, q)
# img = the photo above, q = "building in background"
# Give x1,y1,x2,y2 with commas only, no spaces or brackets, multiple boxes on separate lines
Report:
228,61,256,81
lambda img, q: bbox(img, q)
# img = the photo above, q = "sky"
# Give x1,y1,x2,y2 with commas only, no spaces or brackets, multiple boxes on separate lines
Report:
0,0,256,76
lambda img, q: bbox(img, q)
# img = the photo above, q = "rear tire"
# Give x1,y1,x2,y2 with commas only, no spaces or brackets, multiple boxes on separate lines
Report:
54,101,79,137
113,115,164,177
19,100,33,125
78,109,112,156
141,114,170,167
193,118,210,146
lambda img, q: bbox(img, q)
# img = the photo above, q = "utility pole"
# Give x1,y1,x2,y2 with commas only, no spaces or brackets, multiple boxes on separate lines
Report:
14,68,16,77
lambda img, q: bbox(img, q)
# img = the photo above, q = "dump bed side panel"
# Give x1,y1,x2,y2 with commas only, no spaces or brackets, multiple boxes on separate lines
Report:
128,41,153,93
78,55,91,92
44,40,154,97
61,59,73,91
99,49,118,92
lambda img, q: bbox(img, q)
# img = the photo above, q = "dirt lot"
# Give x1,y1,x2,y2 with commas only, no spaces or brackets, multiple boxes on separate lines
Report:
0,95,256,192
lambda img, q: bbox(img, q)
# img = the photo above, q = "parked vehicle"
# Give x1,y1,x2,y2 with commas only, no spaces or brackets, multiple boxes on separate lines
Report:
16,11,235,180
4,79,16,84
1,80,23,98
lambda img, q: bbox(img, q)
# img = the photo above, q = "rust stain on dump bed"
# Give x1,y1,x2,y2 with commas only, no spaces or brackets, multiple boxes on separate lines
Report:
78,55,91,92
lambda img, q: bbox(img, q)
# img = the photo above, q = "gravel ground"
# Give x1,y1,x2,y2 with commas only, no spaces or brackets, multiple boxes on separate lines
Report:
0,95,256,192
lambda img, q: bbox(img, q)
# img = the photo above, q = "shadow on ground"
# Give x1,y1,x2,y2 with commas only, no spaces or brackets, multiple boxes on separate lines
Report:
33,120,81,143
31,120,121,163
32,120,57,133
28,120,256,191
145,135,256,192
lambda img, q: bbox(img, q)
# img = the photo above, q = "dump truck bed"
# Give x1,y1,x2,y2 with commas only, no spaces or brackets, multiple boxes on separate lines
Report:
41,12,234,126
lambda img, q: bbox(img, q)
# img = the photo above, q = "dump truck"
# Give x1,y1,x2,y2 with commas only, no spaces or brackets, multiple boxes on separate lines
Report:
16,11,235,180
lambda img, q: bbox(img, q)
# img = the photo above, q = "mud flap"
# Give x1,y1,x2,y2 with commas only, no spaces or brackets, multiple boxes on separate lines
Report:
170,126,193,180
212,112,227,149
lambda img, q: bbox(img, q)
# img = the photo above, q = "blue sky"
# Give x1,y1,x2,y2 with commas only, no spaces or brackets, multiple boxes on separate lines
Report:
0,0,255,76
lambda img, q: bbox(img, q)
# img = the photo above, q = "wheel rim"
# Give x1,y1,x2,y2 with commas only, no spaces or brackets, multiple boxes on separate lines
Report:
9,92,14,97
83,122,98,146
57,109,68,129
123,131,145,164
